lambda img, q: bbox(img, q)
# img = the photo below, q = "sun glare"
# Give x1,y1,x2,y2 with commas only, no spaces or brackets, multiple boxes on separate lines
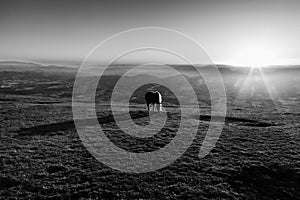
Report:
233,41,281,105
231,42,278,68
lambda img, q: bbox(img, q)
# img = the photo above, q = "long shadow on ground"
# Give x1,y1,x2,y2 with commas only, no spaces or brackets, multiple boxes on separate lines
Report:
17,111,277,137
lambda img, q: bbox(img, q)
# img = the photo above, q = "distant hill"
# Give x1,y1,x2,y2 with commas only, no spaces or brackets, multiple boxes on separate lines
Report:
0,61,299,105
0,60,77,74
0,60,299,78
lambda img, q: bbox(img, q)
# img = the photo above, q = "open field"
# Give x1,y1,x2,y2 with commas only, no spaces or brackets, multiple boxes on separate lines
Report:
0,63,300,199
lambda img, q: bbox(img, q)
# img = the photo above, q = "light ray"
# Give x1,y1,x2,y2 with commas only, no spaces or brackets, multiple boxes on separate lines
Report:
257,67,281,110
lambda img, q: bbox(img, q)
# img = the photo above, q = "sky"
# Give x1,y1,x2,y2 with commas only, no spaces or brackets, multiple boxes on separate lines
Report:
0,0,300,66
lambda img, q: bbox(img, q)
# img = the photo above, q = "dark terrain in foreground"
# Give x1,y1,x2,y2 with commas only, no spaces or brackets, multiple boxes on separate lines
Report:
0,63,300,199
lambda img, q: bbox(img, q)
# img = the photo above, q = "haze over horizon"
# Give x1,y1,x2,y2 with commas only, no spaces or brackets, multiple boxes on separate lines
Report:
1,0,300,66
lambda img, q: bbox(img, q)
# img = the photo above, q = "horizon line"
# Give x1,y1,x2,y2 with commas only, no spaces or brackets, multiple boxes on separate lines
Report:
0,59,300,68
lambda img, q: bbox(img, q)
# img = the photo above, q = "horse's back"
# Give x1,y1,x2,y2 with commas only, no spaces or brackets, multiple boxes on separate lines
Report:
145,91,162,104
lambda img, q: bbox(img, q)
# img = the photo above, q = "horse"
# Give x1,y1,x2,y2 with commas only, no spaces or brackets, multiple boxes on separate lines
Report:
145,91,162,112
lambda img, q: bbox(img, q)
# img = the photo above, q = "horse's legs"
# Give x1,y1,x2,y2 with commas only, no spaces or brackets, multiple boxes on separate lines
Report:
147,103,150,112
156,103,161,113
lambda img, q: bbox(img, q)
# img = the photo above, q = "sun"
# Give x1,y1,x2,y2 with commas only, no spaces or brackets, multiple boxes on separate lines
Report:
230,42,278,68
